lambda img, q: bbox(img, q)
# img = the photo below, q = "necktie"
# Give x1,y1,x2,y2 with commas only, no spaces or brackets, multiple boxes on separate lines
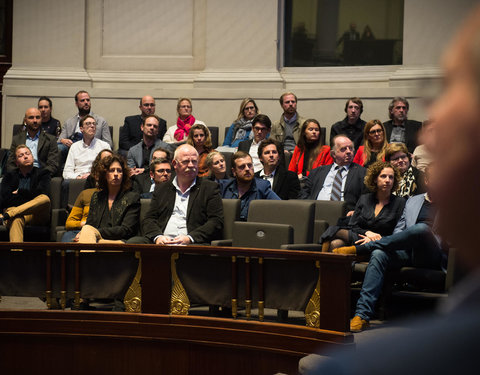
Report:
330,167,344,201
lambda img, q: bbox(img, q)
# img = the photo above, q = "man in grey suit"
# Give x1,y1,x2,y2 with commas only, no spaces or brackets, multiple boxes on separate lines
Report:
300,135,365,214
119,95,167,155
334,166,445,331
7,108,59,176
58,91,112,160
127,115,174,176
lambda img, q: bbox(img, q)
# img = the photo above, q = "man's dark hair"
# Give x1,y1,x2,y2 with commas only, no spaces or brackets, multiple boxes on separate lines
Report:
79,115,95,128
388,96,409,119
38,96,52,108
75,90,89,102
257,138,281,158
231,150,251,170
279,92,298,105
142,114,161,125
344,97,363,114
252,114,272,129
152,146,172,162
149,157,171,174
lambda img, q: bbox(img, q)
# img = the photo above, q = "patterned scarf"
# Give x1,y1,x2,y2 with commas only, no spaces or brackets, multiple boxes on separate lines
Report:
232,117,254,142
174,115,196,141
396,166,417,197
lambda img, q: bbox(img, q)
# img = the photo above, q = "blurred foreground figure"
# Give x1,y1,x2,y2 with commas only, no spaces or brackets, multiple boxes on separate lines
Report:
302,6,480,375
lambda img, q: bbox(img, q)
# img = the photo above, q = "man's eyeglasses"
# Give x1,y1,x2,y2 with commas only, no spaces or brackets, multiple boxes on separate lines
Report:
82,121,97,128
157,168,172,174
253,126,268,132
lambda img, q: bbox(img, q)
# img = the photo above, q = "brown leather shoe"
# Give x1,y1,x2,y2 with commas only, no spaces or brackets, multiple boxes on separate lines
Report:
350,315,369,332
333,246,357,255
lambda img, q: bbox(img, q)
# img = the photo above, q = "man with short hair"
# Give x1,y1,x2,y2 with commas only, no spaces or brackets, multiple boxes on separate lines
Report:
220,151,280,221
127,115,174,176
119,95,167,155
7,108,59,176
139,144,223,245
133,158,172,198
58,91,112,159
238,114,272,172
300,135,365,213
1,145,51,242
329,97,366,151
38,96,61,137
383,97,422,153
62,115,111,179
255,138,299,200
270,92,306,153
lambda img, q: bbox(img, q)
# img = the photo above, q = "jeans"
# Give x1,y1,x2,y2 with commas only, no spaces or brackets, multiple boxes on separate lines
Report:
355,223,445,320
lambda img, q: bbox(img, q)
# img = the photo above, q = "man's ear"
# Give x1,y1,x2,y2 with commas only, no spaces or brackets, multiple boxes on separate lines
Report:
231,167,236,177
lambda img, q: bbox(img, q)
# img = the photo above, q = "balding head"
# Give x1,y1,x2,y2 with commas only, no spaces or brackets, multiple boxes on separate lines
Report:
24,108,42,135
139,95,156,117
173,144,199,184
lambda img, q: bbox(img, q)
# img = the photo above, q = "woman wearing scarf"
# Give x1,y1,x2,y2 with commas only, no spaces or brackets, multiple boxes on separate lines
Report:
163,97,206,143
223,98,259,148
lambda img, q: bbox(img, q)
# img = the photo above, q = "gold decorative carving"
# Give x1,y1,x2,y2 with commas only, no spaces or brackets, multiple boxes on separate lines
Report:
45,290,52,309
245,299,252,319
232,298,238,318
124,251,142,313
305,260,321,328
258,301,264,321
170,252,190,315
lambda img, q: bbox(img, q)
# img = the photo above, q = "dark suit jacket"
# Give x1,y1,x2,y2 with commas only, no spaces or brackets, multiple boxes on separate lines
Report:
8,130,59,176
383,119,422,153
142,177,224,244
119,114,167,151
86,189,140,240
300,163,366,212
132,172,153,197
255,165,300,200
0,167,51,209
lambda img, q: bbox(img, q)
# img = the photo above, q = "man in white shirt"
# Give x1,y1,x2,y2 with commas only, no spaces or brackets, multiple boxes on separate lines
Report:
62,115,111,179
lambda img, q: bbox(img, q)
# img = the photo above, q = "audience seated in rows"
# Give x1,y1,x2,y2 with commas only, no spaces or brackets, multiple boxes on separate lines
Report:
126,114,174,176
63,115,111,179
223,98,259,148
385,142,425,198
288,118,332,178
333,165,445,332
300,135,365,216
329,97,366,151
186,123,213,177
133,157,172,199
128,144,223,245
1,144,51,242
383,96,422,153
163,98,206,144
238,114,271,172
255,138,300,200
8,107,59,176
204,151,227,182
38,96,61,138
220,151,279,221
74,154,140,244
321,161,405,252
270,92,306,153
58,91,112,163
119,95,167,155
353,119,388,167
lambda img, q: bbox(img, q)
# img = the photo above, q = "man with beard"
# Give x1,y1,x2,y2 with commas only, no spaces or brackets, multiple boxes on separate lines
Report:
383,96,422,153
139,144,223,245
58,91,112,160
220,151,280,221
119,95,167,155
270,92,306,153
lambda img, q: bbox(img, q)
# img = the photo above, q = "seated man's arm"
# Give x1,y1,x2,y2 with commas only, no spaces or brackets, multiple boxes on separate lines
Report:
99,119,113,148
45,136,60,176
62,149,77,179
286,171,301,199
118,118,131,150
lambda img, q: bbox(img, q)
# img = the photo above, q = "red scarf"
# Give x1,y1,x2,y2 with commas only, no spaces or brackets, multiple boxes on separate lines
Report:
174,115,196,141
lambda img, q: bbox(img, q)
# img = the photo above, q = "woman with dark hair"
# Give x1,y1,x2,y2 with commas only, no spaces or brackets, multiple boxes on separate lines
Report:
74,154,140,243
186,123,213,177
288,119,332,178
84,149,113,189
223,98,259,148
321,161,405,251
205,151,227,182
353,119,388,167
163,98,206,143
385,143,426,197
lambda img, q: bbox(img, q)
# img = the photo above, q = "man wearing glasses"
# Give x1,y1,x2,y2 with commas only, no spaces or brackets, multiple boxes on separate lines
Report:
119,95,167,155
62,115,111,179
383,96,422,153
238,114,272,172
133,158,172,199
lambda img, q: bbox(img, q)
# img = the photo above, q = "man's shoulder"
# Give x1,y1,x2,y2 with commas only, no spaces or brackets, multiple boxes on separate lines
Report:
406,193,426,206
94,138,111,149
39,131,57,142
406,119,423,128
11,131,26,144
196,176,220,192
153,138,175,150
64,114,78,125
91,112,107,124
253,177,272,191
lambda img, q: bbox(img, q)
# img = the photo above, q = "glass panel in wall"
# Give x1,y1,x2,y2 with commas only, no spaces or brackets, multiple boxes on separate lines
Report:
284,0,404,67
